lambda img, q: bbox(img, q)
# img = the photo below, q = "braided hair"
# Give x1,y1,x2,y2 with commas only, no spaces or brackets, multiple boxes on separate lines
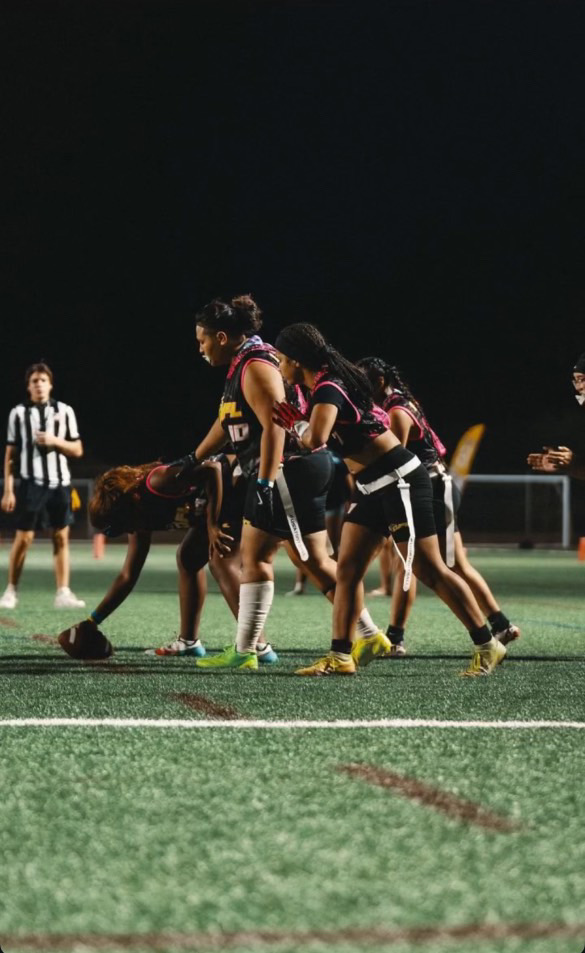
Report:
357,356,425,416
275,323,373,410
196,294,263,337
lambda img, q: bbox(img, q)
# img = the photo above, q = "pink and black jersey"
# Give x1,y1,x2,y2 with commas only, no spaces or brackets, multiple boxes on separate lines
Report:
139,465,208,532
382,391,447,470
220,338,310,477
219,337,281,477
311,370,389,457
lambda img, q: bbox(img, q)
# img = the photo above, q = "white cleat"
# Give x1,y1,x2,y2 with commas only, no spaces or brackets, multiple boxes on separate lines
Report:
0,587,18,609
54,588,86,609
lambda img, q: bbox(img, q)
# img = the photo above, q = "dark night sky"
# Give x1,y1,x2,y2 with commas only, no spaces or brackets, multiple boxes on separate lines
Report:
2,0,584,472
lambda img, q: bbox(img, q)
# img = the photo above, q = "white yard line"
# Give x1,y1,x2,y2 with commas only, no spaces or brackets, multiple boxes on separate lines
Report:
0,717,583,729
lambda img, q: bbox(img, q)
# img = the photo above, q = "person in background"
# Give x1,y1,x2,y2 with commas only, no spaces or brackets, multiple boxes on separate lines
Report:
528,351,585,479
0,362,85,610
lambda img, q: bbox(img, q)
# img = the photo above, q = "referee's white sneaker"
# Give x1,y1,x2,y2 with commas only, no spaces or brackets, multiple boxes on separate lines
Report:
0,586,18,609
54,587,86,609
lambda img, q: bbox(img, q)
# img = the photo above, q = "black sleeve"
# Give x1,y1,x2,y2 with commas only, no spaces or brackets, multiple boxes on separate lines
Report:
312,382,359,421
312,382,347,411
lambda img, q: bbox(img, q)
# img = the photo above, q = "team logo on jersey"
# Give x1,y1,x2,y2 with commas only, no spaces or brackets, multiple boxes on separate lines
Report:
219,401,243,422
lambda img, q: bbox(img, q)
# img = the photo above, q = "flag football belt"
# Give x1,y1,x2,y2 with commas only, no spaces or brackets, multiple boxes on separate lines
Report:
275,468,309,562
428,461,455,568
356,455,421,592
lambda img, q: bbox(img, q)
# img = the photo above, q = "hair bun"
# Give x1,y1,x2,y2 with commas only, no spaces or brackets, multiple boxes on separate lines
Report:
231,294,260,316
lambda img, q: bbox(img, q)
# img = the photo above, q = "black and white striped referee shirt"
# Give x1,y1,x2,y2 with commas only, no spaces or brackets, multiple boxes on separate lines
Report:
6,399,80,488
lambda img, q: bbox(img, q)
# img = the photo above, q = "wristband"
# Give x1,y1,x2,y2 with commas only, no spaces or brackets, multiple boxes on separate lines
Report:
90,609,106,625
256,478,274,488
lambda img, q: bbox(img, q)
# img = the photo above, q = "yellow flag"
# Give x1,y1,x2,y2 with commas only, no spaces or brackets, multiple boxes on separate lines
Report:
449,424,485,491
70,487,82,511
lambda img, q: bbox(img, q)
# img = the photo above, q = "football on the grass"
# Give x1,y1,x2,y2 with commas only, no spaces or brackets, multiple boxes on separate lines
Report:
58,620,114,660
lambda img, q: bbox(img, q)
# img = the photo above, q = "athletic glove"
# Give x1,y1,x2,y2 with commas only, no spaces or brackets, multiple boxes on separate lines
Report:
167,451,199,479
254,480,274,532
273,400,306,432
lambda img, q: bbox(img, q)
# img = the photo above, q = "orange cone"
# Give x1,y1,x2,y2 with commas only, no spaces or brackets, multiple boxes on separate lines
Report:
93,533,106,560
578,538,585,561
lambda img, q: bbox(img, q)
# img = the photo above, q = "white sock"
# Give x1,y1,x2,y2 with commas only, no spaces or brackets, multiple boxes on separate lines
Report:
236,581,274,654
56,586,70,595
356,608,379,639
5,584,16,594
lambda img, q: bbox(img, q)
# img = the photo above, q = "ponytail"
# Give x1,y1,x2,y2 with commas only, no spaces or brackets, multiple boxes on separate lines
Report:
357,356,426,417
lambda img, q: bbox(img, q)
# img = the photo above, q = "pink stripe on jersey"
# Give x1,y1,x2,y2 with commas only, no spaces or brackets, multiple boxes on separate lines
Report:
313,380,361,422
145,465,187,499
388,404,424,440
240,357,280,393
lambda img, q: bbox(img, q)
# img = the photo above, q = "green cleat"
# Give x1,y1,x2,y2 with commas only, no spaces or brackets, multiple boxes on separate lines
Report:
195,644,258,671
351,632,393,667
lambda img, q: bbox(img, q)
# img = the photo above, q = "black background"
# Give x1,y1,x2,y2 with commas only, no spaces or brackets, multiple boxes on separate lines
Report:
2,0,584,471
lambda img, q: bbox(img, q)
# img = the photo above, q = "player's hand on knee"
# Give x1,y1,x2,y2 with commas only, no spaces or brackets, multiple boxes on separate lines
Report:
208,525,235,559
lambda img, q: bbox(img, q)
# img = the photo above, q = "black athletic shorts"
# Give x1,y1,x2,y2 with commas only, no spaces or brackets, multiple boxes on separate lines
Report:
244,449,334,539
430,470,461,536
344,445,436,542
326,453,352,512
187,469,247,543
15,480,73,532
216,469,247,542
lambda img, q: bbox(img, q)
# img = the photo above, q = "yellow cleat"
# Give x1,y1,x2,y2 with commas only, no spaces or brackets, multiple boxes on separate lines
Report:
351,632,393,667
460,638,506,676
295,653,356,676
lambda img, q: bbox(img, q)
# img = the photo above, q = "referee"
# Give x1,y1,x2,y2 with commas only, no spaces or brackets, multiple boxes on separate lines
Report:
0,362,86,610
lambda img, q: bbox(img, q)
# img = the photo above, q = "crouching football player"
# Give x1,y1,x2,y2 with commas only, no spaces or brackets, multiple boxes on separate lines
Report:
57,454,277,662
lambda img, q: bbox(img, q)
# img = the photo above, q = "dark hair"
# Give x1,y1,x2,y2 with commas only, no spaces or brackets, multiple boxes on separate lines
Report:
357,356,424,415
196,294,262,337
275,323,372,409
573,353,585,374
25,361,53,386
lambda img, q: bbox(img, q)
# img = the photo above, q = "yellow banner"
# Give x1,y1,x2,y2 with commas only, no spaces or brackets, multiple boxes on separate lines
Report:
449,424,485,490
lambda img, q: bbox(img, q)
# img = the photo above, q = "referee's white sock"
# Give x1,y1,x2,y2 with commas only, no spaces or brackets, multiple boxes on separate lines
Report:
356,608,380,639
236,581,274,654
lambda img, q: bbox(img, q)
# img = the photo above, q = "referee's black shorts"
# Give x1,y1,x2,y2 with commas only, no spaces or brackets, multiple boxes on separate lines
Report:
15,480,73,532
244,449,334,539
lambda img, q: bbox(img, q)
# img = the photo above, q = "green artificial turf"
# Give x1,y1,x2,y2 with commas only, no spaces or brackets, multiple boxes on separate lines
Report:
0,543,584,952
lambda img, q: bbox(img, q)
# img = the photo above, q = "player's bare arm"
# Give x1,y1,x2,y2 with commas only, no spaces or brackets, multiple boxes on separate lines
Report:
388,408,413,446
202,459,234,557
301,402,339,450
243,361,286,481
195,416,228,462
92,531,152,620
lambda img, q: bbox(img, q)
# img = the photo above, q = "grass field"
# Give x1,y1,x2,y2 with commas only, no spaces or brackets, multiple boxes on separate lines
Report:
0,542,584,953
